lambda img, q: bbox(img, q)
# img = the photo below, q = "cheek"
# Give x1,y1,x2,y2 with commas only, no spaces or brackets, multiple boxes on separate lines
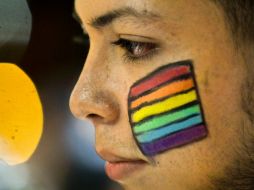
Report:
127,60,208,156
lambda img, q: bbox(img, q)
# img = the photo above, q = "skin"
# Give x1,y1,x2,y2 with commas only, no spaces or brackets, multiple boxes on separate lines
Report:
69,0,252,189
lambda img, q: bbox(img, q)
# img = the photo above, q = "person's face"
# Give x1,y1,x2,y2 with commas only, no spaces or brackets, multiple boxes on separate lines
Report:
70,0,249,189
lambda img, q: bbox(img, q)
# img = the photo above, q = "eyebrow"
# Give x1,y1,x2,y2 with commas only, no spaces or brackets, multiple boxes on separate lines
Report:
89,7,160,28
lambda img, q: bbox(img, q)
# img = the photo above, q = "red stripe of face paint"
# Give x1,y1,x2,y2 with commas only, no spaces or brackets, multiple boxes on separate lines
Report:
130,66,190,98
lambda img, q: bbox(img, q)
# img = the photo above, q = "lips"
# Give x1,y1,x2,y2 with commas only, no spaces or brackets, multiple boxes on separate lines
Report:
105,160,147,180
97,149,147,181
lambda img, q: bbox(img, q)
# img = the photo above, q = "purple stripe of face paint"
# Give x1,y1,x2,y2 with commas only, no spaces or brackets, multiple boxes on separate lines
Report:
140,125,207,156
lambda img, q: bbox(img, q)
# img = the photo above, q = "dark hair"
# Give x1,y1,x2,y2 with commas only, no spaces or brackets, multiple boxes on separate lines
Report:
214,0,254,45
209,2,254,190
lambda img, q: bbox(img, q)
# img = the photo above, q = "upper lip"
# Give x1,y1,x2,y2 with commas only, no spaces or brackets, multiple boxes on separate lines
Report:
96,148,147,163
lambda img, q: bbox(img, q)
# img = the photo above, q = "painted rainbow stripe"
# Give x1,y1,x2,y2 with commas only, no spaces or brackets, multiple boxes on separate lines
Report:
128,60,207,156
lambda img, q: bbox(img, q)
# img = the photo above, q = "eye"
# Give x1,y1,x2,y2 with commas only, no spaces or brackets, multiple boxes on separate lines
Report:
112,38,158,61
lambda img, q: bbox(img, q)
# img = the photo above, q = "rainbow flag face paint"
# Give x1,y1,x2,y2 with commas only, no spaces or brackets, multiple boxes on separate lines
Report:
128,60,208,156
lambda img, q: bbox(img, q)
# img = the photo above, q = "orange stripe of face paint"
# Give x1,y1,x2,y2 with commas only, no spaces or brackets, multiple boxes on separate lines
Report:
131,78,194,109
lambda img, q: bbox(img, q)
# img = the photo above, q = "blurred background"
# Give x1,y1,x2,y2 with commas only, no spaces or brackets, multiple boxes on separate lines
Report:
0,0,123,189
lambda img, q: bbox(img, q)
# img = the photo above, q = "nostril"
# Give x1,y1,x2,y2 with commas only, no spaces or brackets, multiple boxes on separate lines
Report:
87,113,99,119
87,113,111,125
86,112,117,124
87,113,104,122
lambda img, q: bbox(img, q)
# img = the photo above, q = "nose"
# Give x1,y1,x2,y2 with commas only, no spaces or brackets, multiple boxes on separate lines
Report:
69,63,120,125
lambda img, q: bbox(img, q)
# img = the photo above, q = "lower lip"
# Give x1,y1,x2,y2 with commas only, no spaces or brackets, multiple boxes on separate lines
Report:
105,160,146,180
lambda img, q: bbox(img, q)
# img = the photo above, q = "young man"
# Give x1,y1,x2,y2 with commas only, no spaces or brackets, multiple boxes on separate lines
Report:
70,0,254,189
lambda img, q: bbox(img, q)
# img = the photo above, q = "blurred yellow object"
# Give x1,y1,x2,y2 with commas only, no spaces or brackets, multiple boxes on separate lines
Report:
0,63,43,165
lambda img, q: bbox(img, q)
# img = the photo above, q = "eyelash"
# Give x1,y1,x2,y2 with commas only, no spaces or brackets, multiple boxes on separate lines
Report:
111,38,158,63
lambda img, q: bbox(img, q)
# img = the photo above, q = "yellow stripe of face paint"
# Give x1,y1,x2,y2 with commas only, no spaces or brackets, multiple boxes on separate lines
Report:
132,90,197,123
0,63,43,165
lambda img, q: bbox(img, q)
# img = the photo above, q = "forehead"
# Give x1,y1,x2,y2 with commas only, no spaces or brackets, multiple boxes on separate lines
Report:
75,0,221,26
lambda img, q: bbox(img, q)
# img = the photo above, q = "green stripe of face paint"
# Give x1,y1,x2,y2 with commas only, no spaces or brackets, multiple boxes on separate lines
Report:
133,104,201,134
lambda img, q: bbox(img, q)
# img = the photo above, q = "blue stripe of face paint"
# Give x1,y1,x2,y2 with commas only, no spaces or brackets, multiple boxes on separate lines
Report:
137,114,203,143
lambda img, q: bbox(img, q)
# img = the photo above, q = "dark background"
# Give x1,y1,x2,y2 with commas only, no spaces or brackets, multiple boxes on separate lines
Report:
5,0,123,189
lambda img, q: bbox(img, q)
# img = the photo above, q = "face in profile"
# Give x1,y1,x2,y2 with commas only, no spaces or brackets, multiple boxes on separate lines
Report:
70,0,251,190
